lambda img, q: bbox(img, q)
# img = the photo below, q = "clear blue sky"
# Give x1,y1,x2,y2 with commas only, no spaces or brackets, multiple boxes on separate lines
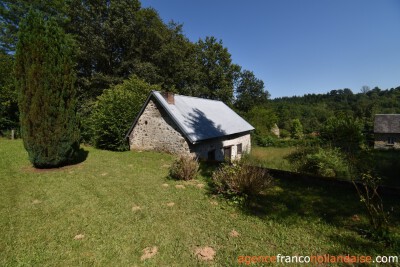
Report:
141,0,400,99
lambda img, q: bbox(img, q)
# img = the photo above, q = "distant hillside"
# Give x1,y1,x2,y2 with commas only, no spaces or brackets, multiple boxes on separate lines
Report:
268,86,400,133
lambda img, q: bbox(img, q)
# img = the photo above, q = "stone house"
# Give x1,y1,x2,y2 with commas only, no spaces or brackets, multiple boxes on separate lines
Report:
126,91,254,161
374,114,400,150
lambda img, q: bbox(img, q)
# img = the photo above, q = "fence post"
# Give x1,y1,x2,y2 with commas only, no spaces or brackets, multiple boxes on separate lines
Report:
11,129,15,140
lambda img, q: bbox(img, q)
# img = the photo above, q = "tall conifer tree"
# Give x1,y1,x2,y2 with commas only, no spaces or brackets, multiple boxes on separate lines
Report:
15,10,79,168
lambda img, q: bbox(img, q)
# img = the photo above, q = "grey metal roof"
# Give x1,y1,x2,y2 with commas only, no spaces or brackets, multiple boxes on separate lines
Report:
127,91,254,144
374,114,400,133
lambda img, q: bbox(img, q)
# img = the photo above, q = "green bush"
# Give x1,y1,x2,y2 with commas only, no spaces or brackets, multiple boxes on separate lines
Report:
88,75,160,151
288,146,353,179
169,155,199,181
279,129,290,139
212,159,273,201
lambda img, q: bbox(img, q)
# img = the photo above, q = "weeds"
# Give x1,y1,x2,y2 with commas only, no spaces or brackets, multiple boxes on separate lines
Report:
212,158,273,203
353,171,390,241
169,154,199,180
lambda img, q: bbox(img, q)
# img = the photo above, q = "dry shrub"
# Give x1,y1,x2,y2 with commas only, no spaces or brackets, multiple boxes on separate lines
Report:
212,159,273,200
169,154,199,181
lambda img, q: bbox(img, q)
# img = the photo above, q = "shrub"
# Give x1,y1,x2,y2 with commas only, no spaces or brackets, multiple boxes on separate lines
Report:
353,171,390,241
288,146,353,179
255,135,275,147
212,159,273,201
279,129,290,139
290,119,303,139
320,115,364,153
89,75,160,151
169,155,199,181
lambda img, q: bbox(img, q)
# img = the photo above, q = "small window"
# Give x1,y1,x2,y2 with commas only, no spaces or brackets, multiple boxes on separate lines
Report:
237,143,243,154
144,120,148,125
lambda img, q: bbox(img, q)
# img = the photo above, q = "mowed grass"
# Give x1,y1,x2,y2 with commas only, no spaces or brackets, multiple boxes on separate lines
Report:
250,146,296,171
0,139,399,266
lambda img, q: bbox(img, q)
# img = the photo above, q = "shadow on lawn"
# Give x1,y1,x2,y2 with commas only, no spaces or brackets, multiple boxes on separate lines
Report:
69,147,89,165
241,176,400,230
242,176,400,253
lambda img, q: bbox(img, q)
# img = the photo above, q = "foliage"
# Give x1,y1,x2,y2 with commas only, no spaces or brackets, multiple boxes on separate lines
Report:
246,106,278,138
290,118,303,139
15,10,79,168
270,87,400,136
169,154,199,181
195,36,241,105
212,158,273,202
254,135,275,147
287,146,353,179
89,75,159,151
256,135,319,148
67,0,143,98
279,128,290,139
320,115,364,152
234,70,269,112
0,52,18,134
353,172,390,240
0,0,68,53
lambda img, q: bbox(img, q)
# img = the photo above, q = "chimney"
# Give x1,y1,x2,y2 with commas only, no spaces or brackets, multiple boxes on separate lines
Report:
163,92,175,105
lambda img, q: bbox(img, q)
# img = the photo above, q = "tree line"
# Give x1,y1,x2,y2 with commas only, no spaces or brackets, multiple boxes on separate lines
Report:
269,86,400,137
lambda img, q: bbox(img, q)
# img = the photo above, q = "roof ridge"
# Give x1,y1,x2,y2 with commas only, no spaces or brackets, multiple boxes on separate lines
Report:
153,90,224,103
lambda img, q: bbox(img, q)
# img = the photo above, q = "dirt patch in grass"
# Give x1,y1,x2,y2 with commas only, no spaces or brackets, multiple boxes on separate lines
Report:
32,199,41,205
141,246,158,261
161,183,169,187
210,201,218,206
175,185,185,189
166,202,175,207
196,183,205,189
229,230,240,237
194,247,215,261
132,205,142,212
74,234,85,240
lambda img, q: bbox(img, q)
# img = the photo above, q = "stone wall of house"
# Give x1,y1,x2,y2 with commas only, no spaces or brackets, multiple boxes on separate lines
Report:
129,99,190,155
374,133,400,150
190,133,251,161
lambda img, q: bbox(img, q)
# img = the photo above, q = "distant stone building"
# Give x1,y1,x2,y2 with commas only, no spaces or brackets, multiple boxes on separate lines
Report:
374,114,400,150
126,91,254,161
270,123,280,137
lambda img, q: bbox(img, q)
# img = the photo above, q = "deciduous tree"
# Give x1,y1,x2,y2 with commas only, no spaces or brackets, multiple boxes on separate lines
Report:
235,70,269,112
195,36,240,105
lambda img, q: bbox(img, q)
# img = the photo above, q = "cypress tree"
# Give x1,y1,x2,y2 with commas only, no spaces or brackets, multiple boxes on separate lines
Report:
15,10,79,168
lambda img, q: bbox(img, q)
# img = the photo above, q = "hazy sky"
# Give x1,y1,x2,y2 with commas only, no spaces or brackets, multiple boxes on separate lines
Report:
141,0,400,98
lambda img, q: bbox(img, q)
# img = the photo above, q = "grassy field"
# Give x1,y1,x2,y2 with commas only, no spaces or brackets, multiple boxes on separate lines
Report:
1,139,399,266
250,146,296,171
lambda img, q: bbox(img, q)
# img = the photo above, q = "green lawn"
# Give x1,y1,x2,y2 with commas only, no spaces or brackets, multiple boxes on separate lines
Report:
250,146,296,171
1,139,399,266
